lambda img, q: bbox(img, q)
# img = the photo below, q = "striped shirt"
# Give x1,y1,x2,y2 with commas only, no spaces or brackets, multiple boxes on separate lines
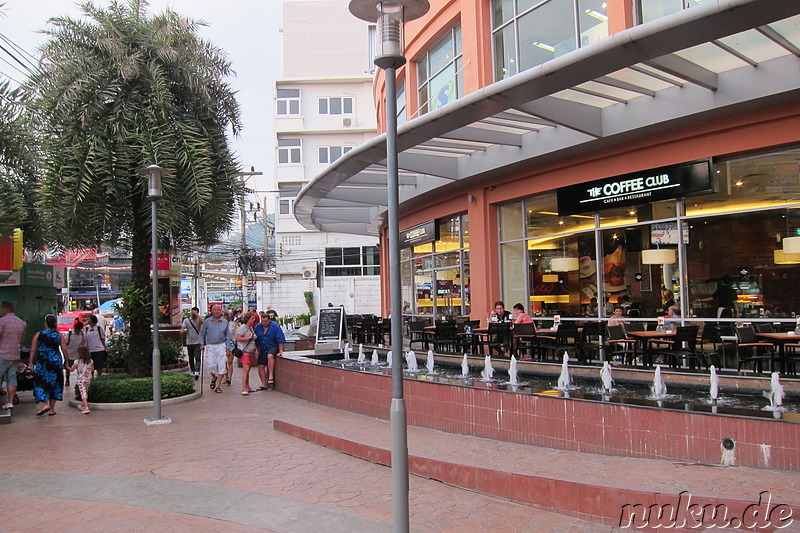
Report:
0,312,26,361
200,317,232,349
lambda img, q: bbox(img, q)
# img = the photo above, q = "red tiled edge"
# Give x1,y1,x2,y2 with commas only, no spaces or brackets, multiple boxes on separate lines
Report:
274,419,799,529
276,358,800,471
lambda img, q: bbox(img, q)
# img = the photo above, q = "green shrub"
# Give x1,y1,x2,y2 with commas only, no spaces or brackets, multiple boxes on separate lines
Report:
106,336,129,369
82,373,194,403
106,336,184,369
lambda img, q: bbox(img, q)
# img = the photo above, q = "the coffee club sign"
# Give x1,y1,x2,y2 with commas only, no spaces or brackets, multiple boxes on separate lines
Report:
557,159,714,216
401,220,438,249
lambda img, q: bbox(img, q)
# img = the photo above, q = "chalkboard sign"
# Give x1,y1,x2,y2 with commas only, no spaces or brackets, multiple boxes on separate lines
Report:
316,307,345,347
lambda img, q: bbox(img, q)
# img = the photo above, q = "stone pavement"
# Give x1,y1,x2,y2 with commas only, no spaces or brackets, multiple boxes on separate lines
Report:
0,377,622,533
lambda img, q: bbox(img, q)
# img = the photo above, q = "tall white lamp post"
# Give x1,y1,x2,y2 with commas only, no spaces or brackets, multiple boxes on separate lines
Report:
348,2,429,531
138,164,172,426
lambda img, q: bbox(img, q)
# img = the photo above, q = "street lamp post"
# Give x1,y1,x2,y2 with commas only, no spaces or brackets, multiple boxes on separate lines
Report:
237,168,263,307
348,2,429,531
138,164,172,426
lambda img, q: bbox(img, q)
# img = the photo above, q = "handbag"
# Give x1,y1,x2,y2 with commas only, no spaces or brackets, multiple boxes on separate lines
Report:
232,332,253,358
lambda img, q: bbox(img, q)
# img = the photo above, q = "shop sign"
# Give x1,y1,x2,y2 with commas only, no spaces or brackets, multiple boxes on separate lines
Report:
401,221,438,249
0,263,55,288
156,253,181,272
557,159,714,215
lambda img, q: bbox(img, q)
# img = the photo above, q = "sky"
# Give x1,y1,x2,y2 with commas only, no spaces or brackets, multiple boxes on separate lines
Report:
0,0,295,193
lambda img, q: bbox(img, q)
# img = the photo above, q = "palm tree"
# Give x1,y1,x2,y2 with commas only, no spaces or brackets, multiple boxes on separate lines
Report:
30,0,242,376
0,81,42,245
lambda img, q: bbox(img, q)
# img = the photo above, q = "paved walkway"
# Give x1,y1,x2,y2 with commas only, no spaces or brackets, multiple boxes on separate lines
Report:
1,376,621,533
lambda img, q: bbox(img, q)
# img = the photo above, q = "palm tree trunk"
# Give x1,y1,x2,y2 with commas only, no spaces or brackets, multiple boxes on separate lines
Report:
127,207,152,377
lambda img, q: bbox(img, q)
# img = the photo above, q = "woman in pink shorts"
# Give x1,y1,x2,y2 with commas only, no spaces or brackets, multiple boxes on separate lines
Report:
236,312,259,395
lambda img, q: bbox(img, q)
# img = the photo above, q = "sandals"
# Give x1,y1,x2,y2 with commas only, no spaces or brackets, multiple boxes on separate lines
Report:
214,388,222,393
210,379,217,390
36,407,50,416
226,379,232,386
256,386,267,391
241,391,250,396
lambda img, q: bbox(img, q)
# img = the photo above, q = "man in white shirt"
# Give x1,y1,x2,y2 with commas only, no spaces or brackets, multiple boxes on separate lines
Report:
93,308,107,335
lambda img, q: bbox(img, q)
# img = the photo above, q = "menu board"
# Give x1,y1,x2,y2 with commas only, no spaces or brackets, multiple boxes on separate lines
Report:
316,306,345,346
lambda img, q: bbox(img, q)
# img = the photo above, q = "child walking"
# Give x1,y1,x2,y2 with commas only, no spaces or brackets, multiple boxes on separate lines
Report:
67,345,94,414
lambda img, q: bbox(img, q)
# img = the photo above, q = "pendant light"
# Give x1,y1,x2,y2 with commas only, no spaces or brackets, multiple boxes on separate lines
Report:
641,244,676,265
551,241,579,272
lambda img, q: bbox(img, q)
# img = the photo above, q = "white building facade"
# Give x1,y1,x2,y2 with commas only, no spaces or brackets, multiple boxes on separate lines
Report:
268,0,381,315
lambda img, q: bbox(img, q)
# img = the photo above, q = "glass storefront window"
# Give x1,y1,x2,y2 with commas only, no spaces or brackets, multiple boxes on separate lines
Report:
500,202,523,241
687,148,800,217
526,193,594,238
500,240,526,316
498,146,800,323
402,214,470,320
598,199,676,227
687,209,800,319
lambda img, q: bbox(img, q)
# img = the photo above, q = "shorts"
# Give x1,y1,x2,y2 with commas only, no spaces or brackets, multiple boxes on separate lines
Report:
241,351,256,366
257,346,278,366
90,351,107,372
205,344,227,375
0,359,20,388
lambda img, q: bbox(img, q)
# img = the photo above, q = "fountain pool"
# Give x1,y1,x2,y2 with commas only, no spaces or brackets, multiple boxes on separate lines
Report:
323,355,799,420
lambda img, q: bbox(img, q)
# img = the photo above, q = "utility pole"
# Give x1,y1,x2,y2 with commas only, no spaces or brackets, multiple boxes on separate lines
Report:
238,167,263,307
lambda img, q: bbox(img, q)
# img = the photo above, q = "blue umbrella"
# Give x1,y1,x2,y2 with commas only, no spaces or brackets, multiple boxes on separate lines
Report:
98,298,121,312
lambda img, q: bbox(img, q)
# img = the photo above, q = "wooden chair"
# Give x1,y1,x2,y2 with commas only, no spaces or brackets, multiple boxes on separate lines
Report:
606,325,638,365
539,321,579,361
430,322,458,353
456,320,480,354
476,322,512,357
649,325,702,370
696,323,722,369
407,321,428,350
736,325,776,374
578,322,604,363
512,322,538,360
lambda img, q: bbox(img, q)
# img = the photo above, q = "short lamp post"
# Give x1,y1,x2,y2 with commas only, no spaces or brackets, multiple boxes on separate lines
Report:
348,2,429,532
138,164,172,426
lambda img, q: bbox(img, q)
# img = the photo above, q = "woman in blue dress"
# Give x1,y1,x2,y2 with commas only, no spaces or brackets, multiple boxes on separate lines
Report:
28,314,69,416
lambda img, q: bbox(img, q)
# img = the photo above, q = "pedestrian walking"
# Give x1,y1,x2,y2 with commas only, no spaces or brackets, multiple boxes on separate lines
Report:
199,304,231,393
236,311,259,395
66,345,94,414
85,314,107,375
0,301,26,410
29,314,68,416
64,320,86,386
180,307,204,380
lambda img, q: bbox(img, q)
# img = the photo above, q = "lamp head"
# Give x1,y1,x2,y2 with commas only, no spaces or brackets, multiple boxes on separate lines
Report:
349,0,430,70
136,164,171,200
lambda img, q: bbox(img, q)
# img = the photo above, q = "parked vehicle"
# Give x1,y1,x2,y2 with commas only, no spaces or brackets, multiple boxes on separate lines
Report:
56,311,92,333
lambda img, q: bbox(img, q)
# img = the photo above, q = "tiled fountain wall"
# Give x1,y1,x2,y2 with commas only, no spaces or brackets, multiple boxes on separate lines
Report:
277,358,800,471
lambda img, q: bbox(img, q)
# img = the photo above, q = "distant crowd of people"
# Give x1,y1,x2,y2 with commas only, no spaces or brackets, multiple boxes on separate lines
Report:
181,304,285,397
0,300,286,417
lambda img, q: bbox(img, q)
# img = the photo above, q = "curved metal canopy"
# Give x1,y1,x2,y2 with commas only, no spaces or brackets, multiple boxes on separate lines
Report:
295,0,800,236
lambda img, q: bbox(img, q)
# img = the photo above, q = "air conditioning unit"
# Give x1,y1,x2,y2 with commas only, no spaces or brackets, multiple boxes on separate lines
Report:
342,117,353,127
302,268,317,279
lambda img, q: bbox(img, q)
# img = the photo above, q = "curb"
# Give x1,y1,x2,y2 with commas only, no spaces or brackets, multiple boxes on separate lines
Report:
68,390,202,411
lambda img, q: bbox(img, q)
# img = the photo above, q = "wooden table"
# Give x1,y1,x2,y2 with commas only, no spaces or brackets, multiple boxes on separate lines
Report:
755,332,800,374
